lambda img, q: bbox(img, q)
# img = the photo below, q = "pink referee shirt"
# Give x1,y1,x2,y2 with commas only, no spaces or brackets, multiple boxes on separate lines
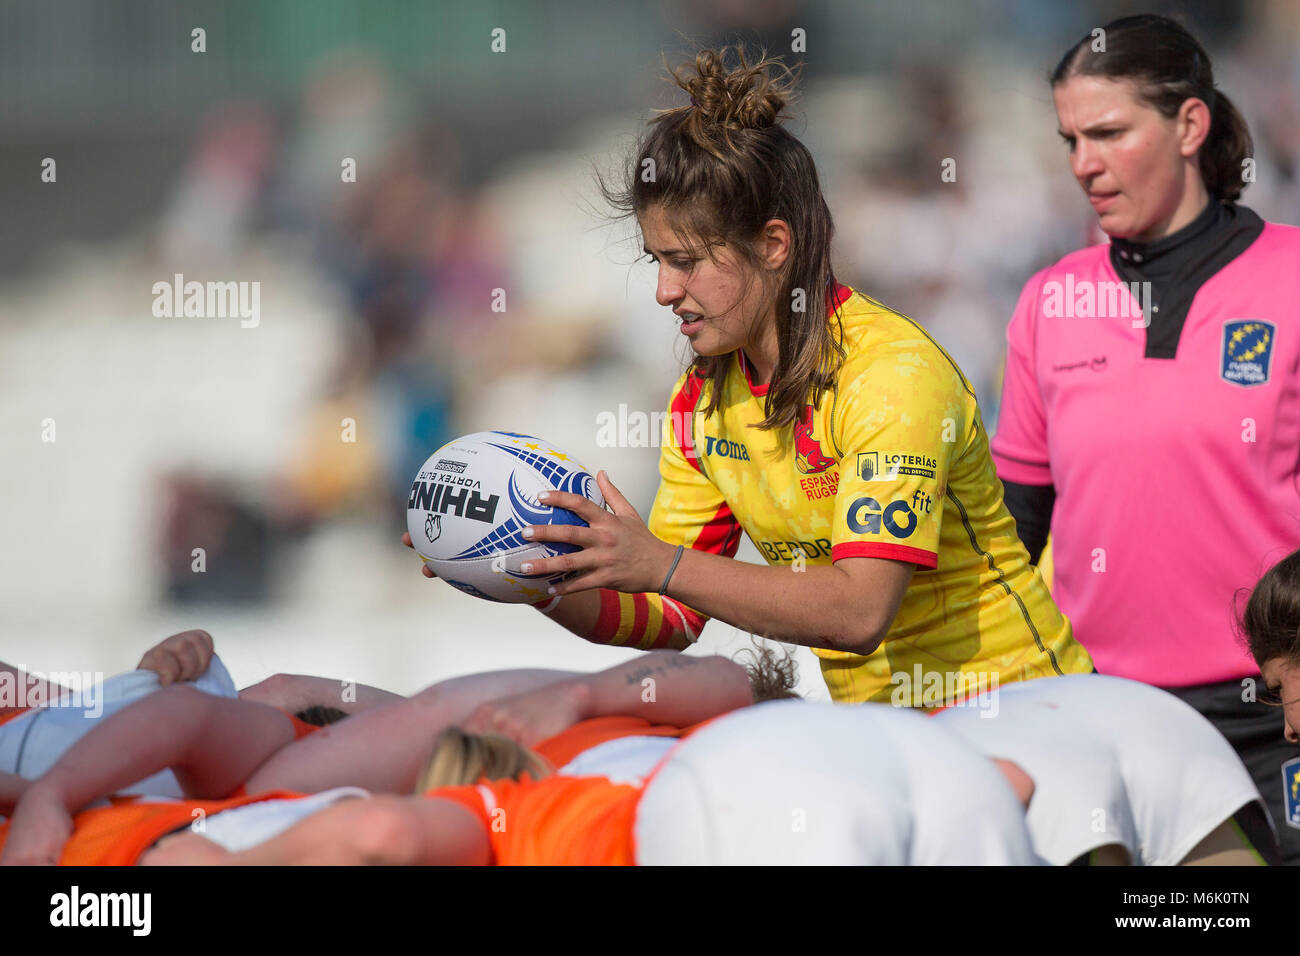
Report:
992,223,1300,686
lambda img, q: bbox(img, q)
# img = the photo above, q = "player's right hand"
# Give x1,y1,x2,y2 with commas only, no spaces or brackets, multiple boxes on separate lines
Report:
0,771,30,817
401,532,438,579
137,629,214,685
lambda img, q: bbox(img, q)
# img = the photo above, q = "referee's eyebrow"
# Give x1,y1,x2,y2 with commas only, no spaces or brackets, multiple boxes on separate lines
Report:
644,246,686,257
1060,121,1121,139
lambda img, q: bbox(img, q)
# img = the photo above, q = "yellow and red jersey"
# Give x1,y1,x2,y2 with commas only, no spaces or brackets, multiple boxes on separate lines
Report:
631,284,1092,703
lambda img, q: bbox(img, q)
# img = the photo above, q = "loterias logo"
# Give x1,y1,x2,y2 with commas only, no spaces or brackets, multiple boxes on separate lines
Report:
857,452,937,482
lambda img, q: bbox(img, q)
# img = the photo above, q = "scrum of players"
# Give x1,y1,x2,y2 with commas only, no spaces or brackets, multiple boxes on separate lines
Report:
0,549,1296,866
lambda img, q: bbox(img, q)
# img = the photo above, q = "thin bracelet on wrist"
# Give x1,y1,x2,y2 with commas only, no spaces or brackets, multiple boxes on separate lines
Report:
659,544,685,595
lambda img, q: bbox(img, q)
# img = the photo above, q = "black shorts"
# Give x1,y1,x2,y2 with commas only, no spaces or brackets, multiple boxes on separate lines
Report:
1163,676,1299,865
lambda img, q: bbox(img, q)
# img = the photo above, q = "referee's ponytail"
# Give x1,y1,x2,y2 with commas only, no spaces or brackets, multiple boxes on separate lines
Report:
1051,14,1253,203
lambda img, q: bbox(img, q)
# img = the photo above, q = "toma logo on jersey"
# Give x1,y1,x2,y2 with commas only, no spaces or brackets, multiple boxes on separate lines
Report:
1221,320,1275,387
704,436,750,461
846,493,930,538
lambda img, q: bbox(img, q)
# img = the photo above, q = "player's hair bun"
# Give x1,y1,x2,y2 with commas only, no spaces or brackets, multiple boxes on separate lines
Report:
674,46,793,132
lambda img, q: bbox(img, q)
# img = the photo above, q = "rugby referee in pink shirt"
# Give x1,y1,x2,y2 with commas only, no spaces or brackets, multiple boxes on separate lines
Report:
994,14,1300,863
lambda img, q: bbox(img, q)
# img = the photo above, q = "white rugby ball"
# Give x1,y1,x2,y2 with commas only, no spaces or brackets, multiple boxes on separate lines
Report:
405,430,606,603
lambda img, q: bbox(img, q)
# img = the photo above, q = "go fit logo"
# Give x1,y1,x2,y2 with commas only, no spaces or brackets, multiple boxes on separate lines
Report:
845,492,932,539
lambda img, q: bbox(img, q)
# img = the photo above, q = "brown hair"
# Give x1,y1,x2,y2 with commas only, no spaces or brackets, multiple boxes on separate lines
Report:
293,705,349,726
602,45,846,435
1237,549,1300,673
415,726,552,793
737,639,801,701
1051,14,1253,202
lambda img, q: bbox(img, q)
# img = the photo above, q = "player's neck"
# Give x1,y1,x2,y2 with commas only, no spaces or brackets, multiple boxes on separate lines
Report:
743,322,779,388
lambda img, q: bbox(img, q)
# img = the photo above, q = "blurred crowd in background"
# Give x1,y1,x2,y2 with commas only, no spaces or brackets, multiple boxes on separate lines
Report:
2,0,1298,695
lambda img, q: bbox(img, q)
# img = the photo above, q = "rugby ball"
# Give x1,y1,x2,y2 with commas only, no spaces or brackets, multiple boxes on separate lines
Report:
405,430,606,603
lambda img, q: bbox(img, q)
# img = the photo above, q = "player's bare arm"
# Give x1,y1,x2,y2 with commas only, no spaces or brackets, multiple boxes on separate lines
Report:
521,475,915,655
461,651,752,745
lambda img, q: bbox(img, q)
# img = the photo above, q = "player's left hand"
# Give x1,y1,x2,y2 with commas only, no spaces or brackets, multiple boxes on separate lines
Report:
137,629,215,685
0,786,73,866
460,680,589,748
517,471,675,596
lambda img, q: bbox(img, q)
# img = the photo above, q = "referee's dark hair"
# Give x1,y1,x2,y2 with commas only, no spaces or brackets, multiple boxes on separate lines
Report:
1238,549,1300,671
1050,14,1253,203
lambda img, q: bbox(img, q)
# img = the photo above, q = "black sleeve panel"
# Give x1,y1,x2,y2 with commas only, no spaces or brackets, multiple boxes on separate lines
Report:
1001,480,1055,565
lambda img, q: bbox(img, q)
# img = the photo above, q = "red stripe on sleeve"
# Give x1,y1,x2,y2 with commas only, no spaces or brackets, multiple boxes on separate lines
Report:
831,541,938,569
631,592,650,638
669,371,707,475
647,600,674,649
693,501,742,556
592,588,624,640
661,596,707,641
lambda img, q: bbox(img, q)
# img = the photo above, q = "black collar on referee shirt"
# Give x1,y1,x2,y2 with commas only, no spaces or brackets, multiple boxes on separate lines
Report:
1109,199,1265,359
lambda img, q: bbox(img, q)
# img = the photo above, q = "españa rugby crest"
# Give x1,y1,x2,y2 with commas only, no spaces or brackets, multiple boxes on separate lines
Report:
794,404,836,475
1221,320,1274,387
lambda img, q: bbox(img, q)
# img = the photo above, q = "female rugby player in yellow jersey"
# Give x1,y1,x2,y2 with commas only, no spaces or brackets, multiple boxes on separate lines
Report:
406,46,1093,705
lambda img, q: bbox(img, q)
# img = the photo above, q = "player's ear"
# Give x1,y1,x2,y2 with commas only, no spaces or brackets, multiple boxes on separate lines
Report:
758,218,791,271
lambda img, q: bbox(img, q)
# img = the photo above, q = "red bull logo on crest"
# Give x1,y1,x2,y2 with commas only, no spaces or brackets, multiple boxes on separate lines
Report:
794,404,836,474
